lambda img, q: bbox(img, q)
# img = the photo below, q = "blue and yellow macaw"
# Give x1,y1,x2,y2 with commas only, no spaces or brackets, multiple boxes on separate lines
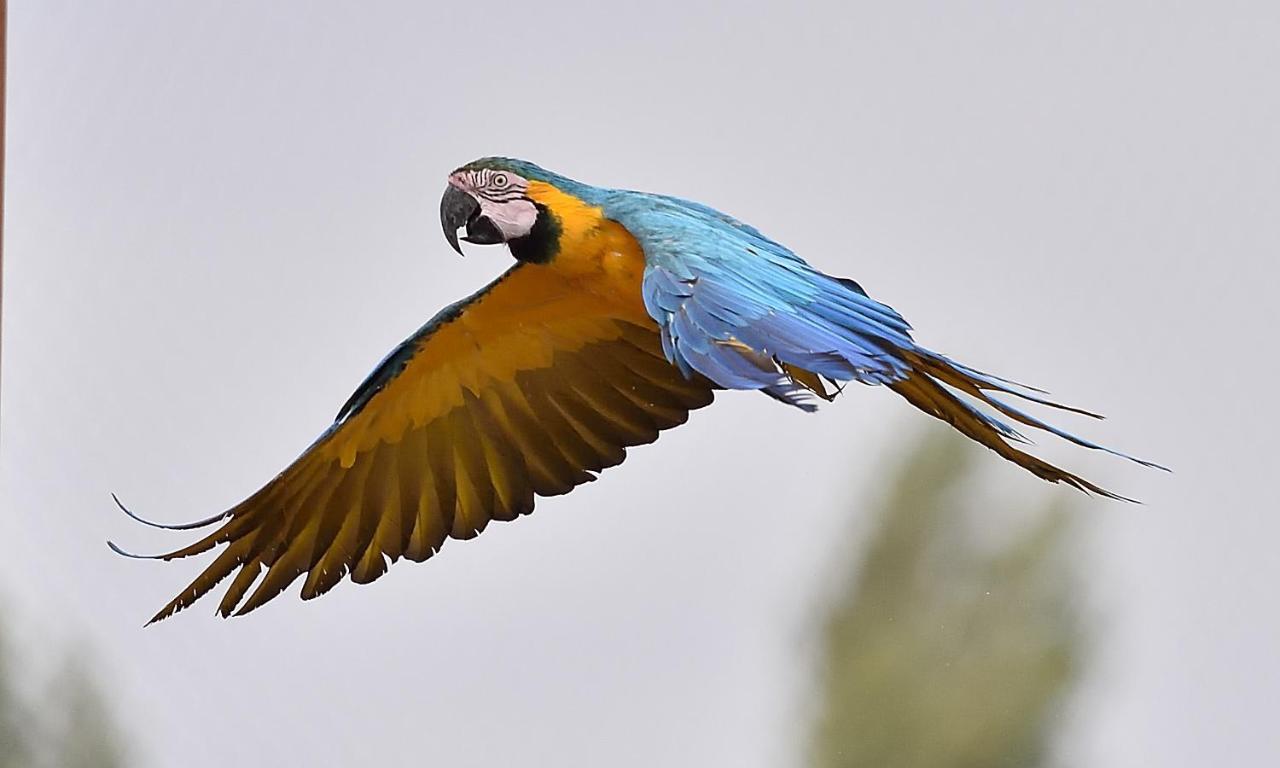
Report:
114,158,1161,622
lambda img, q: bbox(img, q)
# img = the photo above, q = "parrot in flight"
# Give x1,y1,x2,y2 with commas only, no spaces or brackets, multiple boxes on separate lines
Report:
112,157,1162,623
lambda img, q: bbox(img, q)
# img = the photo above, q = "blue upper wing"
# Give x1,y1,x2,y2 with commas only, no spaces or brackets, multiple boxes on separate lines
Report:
603,190,916,409
601,187,1163,496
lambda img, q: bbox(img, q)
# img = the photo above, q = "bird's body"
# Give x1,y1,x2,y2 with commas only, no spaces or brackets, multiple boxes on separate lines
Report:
115,158,1160,622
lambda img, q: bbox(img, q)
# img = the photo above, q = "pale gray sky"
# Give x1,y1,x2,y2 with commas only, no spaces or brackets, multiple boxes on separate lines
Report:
3,2,1277,766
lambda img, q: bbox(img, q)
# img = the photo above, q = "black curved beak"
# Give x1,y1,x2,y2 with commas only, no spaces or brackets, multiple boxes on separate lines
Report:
440,185,478,256
440,185,507,255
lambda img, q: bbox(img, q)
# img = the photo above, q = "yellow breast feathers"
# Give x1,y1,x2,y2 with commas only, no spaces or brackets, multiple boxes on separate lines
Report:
524,180,650,316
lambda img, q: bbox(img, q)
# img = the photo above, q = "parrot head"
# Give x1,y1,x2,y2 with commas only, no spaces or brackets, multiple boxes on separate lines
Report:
440,158,563,257
440,157,601,265
440,160,536,254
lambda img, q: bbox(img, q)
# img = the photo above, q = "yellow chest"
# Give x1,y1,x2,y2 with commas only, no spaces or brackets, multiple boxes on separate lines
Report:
524,181,651,321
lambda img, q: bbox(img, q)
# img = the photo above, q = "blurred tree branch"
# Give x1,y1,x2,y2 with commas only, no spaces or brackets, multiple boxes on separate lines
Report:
0,617,128,768
808,431,1082,768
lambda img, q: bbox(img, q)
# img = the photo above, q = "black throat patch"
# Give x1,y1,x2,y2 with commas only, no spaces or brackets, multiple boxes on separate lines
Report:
508,203,561,265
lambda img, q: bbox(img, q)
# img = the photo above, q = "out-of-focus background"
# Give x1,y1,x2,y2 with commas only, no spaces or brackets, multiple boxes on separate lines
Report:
2,3,1276,766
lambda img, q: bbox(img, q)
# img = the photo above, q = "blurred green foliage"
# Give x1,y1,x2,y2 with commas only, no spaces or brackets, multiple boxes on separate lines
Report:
0,622,127,768
808,432,1082,768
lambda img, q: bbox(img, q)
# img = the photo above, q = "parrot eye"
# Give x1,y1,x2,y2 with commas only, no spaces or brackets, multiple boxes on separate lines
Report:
492,174,509,189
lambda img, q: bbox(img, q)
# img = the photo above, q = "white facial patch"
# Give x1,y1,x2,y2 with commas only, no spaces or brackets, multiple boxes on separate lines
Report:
478,196,538,239
449,169,538,241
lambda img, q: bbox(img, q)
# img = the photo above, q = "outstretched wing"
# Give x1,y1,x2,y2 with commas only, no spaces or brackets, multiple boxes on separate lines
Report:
603,191,1163,498
117,263,714,622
